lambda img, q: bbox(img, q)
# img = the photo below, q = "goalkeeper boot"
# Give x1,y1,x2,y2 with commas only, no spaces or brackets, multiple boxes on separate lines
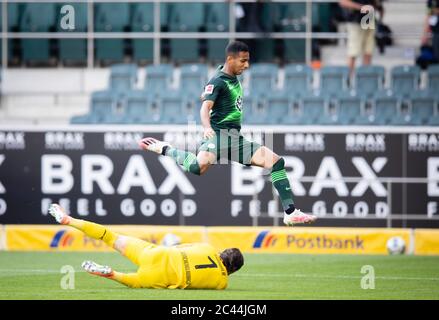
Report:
139,137,171,155
82,260,113,278
283,209,317,226
48,203,71,225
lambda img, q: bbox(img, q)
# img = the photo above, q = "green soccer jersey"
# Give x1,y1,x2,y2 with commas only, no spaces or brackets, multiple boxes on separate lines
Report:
202,66,243,131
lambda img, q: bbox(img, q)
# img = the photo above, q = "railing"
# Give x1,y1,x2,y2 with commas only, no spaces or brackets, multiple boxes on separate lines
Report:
1,0,425,67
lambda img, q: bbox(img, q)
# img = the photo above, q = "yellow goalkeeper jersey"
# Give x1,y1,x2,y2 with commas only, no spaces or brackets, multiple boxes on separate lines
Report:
137,242,228,290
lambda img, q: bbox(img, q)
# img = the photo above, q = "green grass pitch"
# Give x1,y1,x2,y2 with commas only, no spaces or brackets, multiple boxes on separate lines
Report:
0,252,438,300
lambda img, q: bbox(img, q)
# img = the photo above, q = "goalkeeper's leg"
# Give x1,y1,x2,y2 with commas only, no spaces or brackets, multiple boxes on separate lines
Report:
48,203,153,265
81,260,143,288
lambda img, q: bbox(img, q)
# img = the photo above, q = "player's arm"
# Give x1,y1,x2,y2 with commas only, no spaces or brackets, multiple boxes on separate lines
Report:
200,100,215,139
200,81,222,139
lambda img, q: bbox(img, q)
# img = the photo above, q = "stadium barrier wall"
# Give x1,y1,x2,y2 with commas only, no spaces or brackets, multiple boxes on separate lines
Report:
0,126,438,228
4,225,439,255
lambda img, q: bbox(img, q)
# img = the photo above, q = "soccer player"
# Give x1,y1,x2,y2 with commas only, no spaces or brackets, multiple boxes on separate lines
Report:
48,203,243,289
139,41,316,226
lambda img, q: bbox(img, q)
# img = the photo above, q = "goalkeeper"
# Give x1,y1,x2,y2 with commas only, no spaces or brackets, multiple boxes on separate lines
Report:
49,203,243,289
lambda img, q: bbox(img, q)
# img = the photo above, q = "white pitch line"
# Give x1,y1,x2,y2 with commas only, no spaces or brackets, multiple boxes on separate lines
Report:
1,269,438,282
235,273,439,282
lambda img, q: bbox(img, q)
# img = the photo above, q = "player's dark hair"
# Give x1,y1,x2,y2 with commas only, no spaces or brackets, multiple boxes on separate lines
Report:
220,248,244,275
226,41,249,57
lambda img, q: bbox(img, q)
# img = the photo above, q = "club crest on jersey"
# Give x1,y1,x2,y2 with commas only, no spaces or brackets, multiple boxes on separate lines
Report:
236,96,243,111
204,84,214,94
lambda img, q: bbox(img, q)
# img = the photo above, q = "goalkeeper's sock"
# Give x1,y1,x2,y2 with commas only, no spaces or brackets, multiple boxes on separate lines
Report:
68,218,118,247
271,157,296,214
163,146,201,175
111,272,142,288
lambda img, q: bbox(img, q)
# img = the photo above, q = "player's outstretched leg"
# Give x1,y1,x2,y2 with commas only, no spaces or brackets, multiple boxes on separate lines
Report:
270,157,317,226
139,137,202,175
49,203,154,266
48,204,118,247
81,261,142,288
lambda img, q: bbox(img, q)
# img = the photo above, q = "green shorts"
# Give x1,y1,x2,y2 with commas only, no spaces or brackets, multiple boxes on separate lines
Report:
198,129,261,165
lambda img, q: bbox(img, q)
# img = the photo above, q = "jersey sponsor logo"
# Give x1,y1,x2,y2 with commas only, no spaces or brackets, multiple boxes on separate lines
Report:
204,84,214,95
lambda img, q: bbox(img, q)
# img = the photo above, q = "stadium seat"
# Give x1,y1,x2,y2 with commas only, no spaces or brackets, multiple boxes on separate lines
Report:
180,63,208,96
109,64,138,91
71,91,120,124
181,96,202,124
283,64,313,96
169,3,205,62
20,4,57,65
245,97,269,125
372,90,409,125
56,3,88,66
94,3,130,64
205,3,229,63
124,90,160,124
280,3,307,63
408,90,438,125
355,65,385,96
427,64,439,92
390,65,421,96
157,91,184,123
298,91,330,125
334,91,365,125
319,66,350,95
248,63,279,97
144,64,174,97
5,4,20,64
131,3,154,63
264,92,295,124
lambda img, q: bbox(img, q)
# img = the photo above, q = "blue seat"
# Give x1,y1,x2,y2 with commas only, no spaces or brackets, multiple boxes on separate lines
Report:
248,63,279,97
181,97,202,124
56,3,87,65
283,64,313,96
205,3,229,63
355,65,385,96
334,91,365,125
94,3,130,64
169,3,205,62
71,91,119,124
158,91,184,123
20,4,57,65
279,3,306,63
124,91,160,124
180,63,208,96
391,65,421,97
144,64,174,97
427,64,439,92
265,92,294,124
373,90,409,125
5,4,20,64
109,64,138,91
131,3,154,63
408,91,437,125
298,91,329,125
320,66,350,95
245,97,269,125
